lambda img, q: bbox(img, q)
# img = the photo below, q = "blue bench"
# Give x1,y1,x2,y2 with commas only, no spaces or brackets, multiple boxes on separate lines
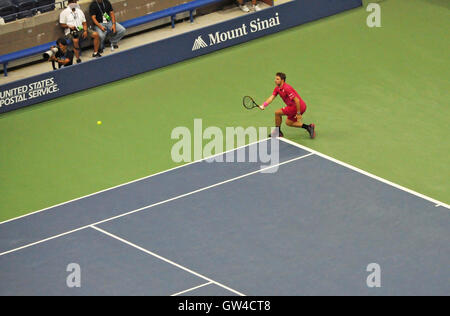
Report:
0,0,224,76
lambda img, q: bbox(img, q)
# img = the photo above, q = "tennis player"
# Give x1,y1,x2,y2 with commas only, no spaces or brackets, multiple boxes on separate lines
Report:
260,72,315,138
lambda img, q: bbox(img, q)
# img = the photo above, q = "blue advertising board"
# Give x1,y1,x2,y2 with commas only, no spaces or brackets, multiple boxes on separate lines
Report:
0,0,362,114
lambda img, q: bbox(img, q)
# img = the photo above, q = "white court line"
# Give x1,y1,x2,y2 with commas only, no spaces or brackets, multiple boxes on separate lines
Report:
279,138,450,210
0,138,270,225
0,226,89,257
171,282,213,296
0,152,314,257
90,226,244,296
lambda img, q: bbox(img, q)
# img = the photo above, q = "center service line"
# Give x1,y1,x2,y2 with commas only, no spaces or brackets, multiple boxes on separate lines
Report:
90,226,244,296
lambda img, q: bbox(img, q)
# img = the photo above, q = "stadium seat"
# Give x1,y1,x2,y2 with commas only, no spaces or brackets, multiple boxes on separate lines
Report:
1,0,224,76
0,0,18,22
35,0,55,13
11,0,36,19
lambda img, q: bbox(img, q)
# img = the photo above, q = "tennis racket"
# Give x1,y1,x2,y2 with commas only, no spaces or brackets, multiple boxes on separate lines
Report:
243,96,260,110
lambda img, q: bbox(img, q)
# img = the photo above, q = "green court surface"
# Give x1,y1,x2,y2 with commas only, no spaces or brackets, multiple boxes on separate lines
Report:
0,0,449,222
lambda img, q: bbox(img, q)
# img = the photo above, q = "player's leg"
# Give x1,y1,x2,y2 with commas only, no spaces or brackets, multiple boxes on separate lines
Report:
286,117,316,139
285,118,296,127
286,102,316,139
275,108,283,127
269,108,284,137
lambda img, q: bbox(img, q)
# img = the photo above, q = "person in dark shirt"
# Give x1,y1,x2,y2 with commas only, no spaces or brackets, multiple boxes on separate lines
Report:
49,38,74,68
89,0,126,52
60,0,102,62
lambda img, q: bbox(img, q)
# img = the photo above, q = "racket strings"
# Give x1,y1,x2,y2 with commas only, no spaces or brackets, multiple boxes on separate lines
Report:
243,96,257,109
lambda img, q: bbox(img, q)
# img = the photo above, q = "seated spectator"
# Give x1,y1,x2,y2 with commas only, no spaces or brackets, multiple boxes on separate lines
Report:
59,0,102,63
237,0,261,12
89,0,126,52
49,38,74,68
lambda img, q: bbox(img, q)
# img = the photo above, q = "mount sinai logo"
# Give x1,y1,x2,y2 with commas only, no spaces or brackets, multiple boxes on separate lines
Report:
192,12,281,51
192,36,208,51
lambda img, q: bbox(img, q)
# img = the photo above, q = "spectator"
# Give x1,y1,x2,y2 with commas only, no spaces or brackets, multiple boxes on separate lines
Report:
49,38,74,68
237,0,261,12
89,0,126,52
59,0,102,63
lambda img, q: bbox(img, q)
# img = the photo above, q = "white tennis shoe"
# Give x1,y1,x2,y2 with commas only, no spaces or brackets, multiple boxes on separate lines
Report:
239,4,250,12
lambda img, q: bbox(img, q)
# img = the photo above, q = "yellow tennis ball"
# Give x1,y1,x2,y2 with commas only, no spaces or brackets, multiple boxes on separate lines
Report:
97,121,102,125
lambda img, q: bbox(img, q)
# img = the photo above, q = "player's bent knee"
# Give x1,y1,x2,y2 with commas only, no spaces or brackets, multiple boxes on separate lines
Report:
285,119,294,126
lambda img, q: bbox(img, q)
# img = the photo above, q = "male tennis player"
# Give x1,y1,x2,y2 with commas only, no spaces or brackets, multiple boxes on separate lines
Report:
260,72,315,138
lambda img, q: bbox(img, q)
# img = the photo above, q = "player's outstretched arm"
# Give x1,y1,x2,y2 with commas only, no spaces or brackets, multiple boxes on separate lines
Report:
259,95,276,110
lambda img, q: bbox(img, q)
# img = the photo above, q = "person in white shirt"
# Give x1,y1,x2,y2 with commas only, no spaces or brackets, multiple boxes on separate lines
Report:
237,0,261,12
59,0,101,63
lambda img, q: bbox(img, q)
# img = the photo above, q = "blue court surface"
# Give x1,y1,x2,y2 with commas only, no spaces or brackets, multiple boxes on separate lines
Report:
0,138,449,296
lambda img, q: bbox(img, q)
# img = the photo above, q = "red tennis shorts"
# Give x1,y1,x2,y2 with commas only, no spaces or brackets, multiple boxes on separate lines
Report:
281,103,306,123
